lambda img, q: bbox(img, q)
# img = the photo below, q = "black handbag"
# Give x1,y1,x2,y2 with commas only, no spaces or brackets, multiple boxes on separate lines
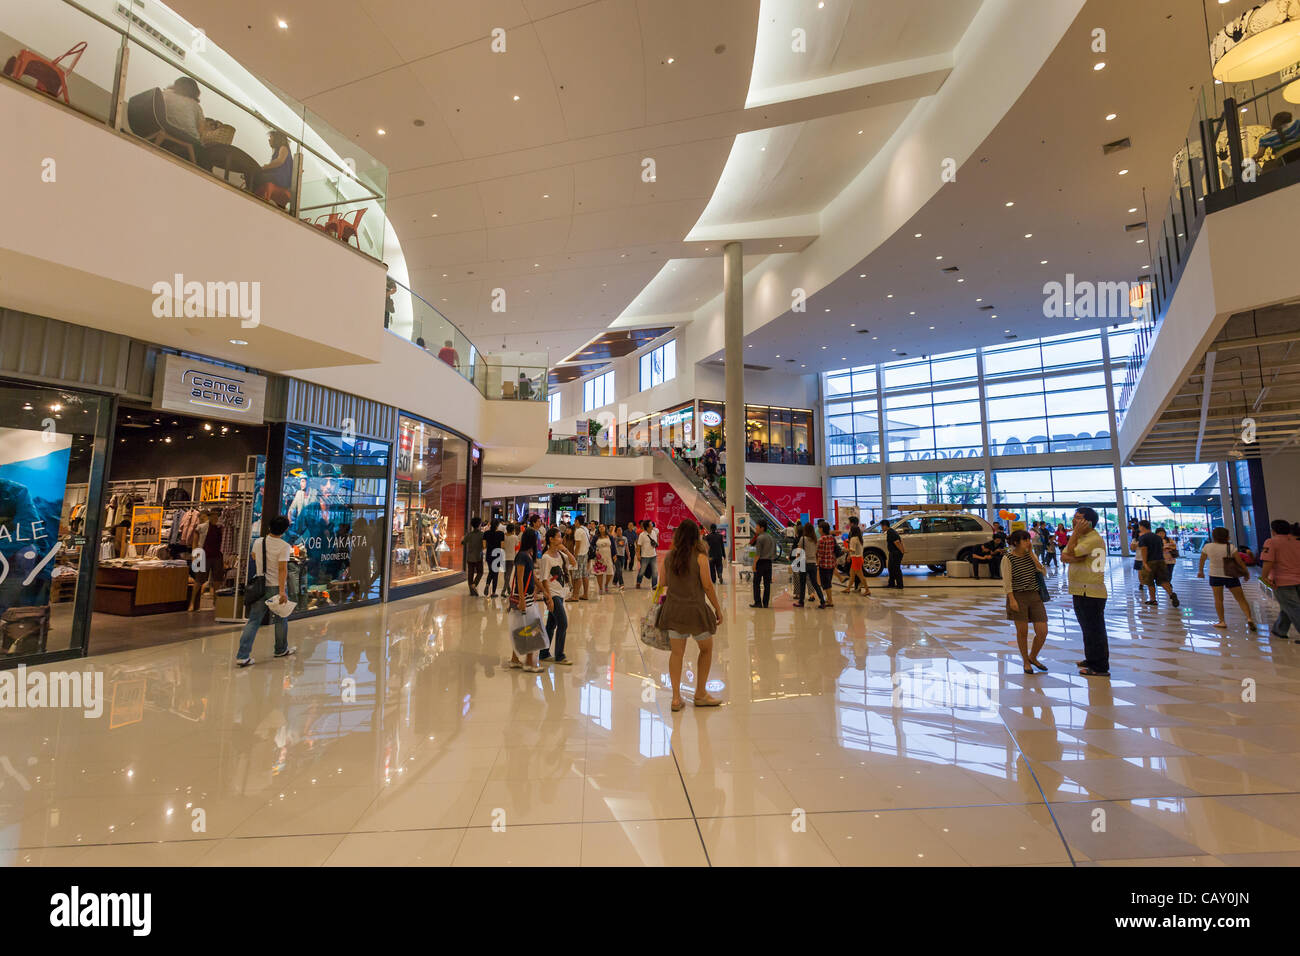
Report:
243,537,268,611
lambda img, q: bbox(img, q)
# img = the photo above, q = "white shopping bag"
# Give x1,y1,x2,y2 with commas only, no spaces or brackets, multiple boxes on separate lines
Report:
266,595,296,618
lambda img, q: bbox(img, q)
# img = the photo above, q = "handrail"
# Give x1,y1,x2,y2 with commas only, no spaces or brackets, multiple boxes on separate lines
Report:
745,479,799,530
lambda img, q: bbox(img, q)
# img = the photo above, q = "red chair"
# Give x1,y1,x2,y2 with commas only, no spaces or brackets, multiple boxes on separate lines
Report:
255,182,292,210
3,41,86,105
321,207,366,249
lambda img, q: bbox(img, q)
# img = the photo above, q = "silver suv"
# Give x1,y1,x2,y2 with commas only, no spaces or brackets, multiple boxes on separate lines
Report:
858,511,996,576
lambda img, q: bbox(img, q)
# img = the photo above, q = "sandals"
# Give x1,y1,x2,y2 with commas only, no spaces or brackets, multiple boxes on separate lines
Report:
671,699,685,712
1023,665,1035,674
1031,659,1048,672
1077,667,1110,678
692,694,722,707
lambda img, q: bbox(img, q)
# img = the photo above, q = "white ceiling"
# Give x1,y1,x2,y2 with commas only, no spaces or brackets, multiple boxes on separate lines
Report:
164,0,982,360
729,0,1268,370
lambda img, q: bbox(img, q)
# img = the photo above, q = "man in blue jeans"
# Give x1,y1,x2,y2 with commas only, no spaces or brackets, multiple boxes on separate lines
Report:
236,514,297,667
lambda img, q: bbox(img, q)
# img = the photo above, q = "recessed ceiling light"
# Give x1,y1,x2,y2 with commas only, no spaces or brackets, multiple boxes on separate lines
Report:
887,294,893,298
1119,169,1129,175
1128,207,1138,213
991,314,998,318
1040,260,1048,264
857,130,863,135
976,298,983,302
1136,238,1145,243
1093,62,1105,71
929,326,935,330
229,338,248,346
957,278,964,282
666,57,675,64
513,95,520,101
1106,113,1117,121
1024,233,1032,238
909,311,916,315
376,128,386,135
775,354,780,358
1004,329,1011,333
1004,201,1014,207
859,274,866,278
431,212,438,218
935,255,943,260
277,19,288,29
914,233,922,238
824,308,830,313
849,323,856,327
821,345,828,349
1142,264,1150,269
872,336,878,340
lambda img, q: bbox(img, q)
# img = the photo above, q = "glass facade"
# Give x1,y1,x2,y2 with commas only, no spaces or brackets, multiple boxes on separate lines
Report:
280,424,389,610
0,380,109,662
698,401,815,465
391,415,469,592
639,340,676,390
825,326,1146,549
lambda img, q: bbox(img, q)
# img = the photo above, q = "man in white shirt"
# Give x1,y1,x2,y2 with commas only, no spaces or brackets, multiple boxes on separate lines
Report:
572,517,591,601
236,514,297,667
636,520,659,588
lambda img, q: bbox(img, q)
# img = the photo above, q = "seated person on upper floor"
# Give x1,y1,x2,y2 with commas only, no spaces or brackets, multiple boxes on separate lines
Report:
1254,111,1300,166
251,130,294,195
161,76,205,147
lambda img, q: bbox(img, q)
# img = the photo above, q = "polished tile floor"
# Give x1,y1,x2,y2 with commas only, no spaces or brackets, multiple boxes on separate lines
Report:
3,558,1298,866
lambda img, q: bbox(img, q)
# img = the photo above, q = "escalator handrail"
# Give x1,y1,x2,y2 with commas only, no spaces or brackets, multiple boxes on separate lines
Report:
745,478,799,530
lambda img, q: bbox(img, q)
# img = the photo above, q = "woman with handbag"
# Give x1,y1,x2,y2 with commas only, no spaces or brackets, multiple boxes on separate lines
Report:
657,520,723,712
508,528,546,672
538,527,575,665
1003,530,1049,673
1198,527,1258,631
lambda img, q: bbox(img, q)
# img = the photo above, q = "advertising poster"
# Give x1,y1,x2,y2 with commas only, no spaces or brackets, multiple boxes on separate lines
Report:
130,506,164,545
199,475,230,502
0,426,73,615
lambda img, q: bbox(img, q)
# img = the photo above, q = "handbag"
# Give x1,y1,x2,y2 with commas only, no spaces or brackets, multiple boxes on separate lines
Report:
243,537,268,611
1036,570,1050,603
511,604,548,655
1227,544,1250,580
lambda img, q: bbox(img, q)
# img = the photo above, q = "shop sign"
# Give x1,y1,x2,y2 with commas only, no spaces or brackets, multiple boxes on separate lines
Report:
199,475,229,502
701,410,722,427
152,353,267,424
659,408,693,426
129,506,163,545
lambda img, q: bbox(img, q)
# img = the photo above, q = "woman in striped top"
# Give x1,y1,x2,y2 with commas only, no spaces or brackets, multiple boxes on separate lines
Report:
1003,529,1049,674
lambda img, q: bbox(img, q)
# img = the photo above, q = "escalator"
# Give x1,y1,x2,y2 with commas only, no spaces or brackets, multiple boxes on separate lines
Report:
652,451,794,563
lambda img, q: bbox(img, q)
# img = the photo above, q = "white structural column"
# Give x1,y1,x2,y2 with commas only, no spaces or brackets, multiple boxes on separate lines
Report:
723,241,745,556
1101,328,1130,557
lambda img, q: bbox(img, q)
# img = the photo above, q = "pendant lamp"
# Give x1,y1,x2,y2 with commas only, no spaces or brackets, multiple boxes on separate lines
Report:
1211,0,1300,82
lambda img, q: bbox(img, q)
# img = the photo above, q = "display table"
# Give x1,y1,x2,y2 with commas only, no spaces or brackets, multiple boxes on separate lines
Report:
94,565,190,615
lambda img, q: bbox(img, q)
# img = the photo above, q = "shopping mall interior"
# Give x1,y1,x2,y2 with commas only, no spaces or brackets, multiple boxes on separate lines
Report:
1,0,1299,888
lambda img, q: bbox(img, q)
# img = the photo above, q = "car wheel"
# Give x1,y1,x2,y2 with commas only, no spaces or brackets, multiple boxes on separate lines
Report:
862,550,885,576
927,564,946,573
956,547,974,563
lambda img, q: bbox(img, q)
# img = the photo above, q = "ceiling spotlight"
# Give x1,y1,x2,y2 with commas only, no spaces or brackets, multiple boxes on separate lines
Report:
1119,169,1129,175
935,255,943,260
886,294,893,298
277,19,288,29
1128,207,1138,213
929,326,935,330
1040,260,1048,265
666,57,675,64
914,233,922,238
229,338,248,346
377,128,386,135
859,274,866,278
1004,201,1015,207
513,94,520,101
1023,233,1033,238
857,130,863,135
957,278,965,282
1106,113,1117,121
542,193,550,198
1093,62,1106,71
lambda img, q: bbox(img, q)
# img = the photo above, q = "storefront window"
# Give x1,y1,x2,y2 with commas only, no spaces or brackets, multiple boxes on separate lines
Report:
0,381,108,661
390,415,468,591
280,424,389,610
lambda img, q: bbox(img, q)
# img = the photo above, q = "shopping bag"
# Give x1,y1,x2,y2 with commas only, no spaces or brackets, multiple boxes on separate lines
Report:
266,595,295,618
511,603,548,655
640,587,671,650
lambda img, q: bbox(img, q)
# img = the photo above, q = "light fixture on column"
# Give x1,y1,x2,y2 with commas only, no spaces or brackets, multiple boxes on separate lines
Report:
1211,0,1300,83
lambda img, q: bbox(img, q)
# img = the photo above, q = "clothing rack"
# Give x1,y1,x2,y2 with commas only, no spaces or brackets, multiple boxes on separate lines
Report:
160,494,256,623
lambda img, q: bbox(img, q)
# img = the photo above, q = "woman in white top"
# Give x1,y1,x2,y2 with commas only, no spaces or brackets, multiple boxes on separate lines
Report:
538,528,576,665
1197,526,1257,631
594,526,615,595
842,529,870,595
502,525,521,599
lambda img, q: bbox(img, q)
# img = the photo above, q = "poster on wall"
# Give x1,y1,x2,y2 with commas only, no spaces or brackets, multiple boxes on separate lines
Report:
0,426,73,616
396,423,415,480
